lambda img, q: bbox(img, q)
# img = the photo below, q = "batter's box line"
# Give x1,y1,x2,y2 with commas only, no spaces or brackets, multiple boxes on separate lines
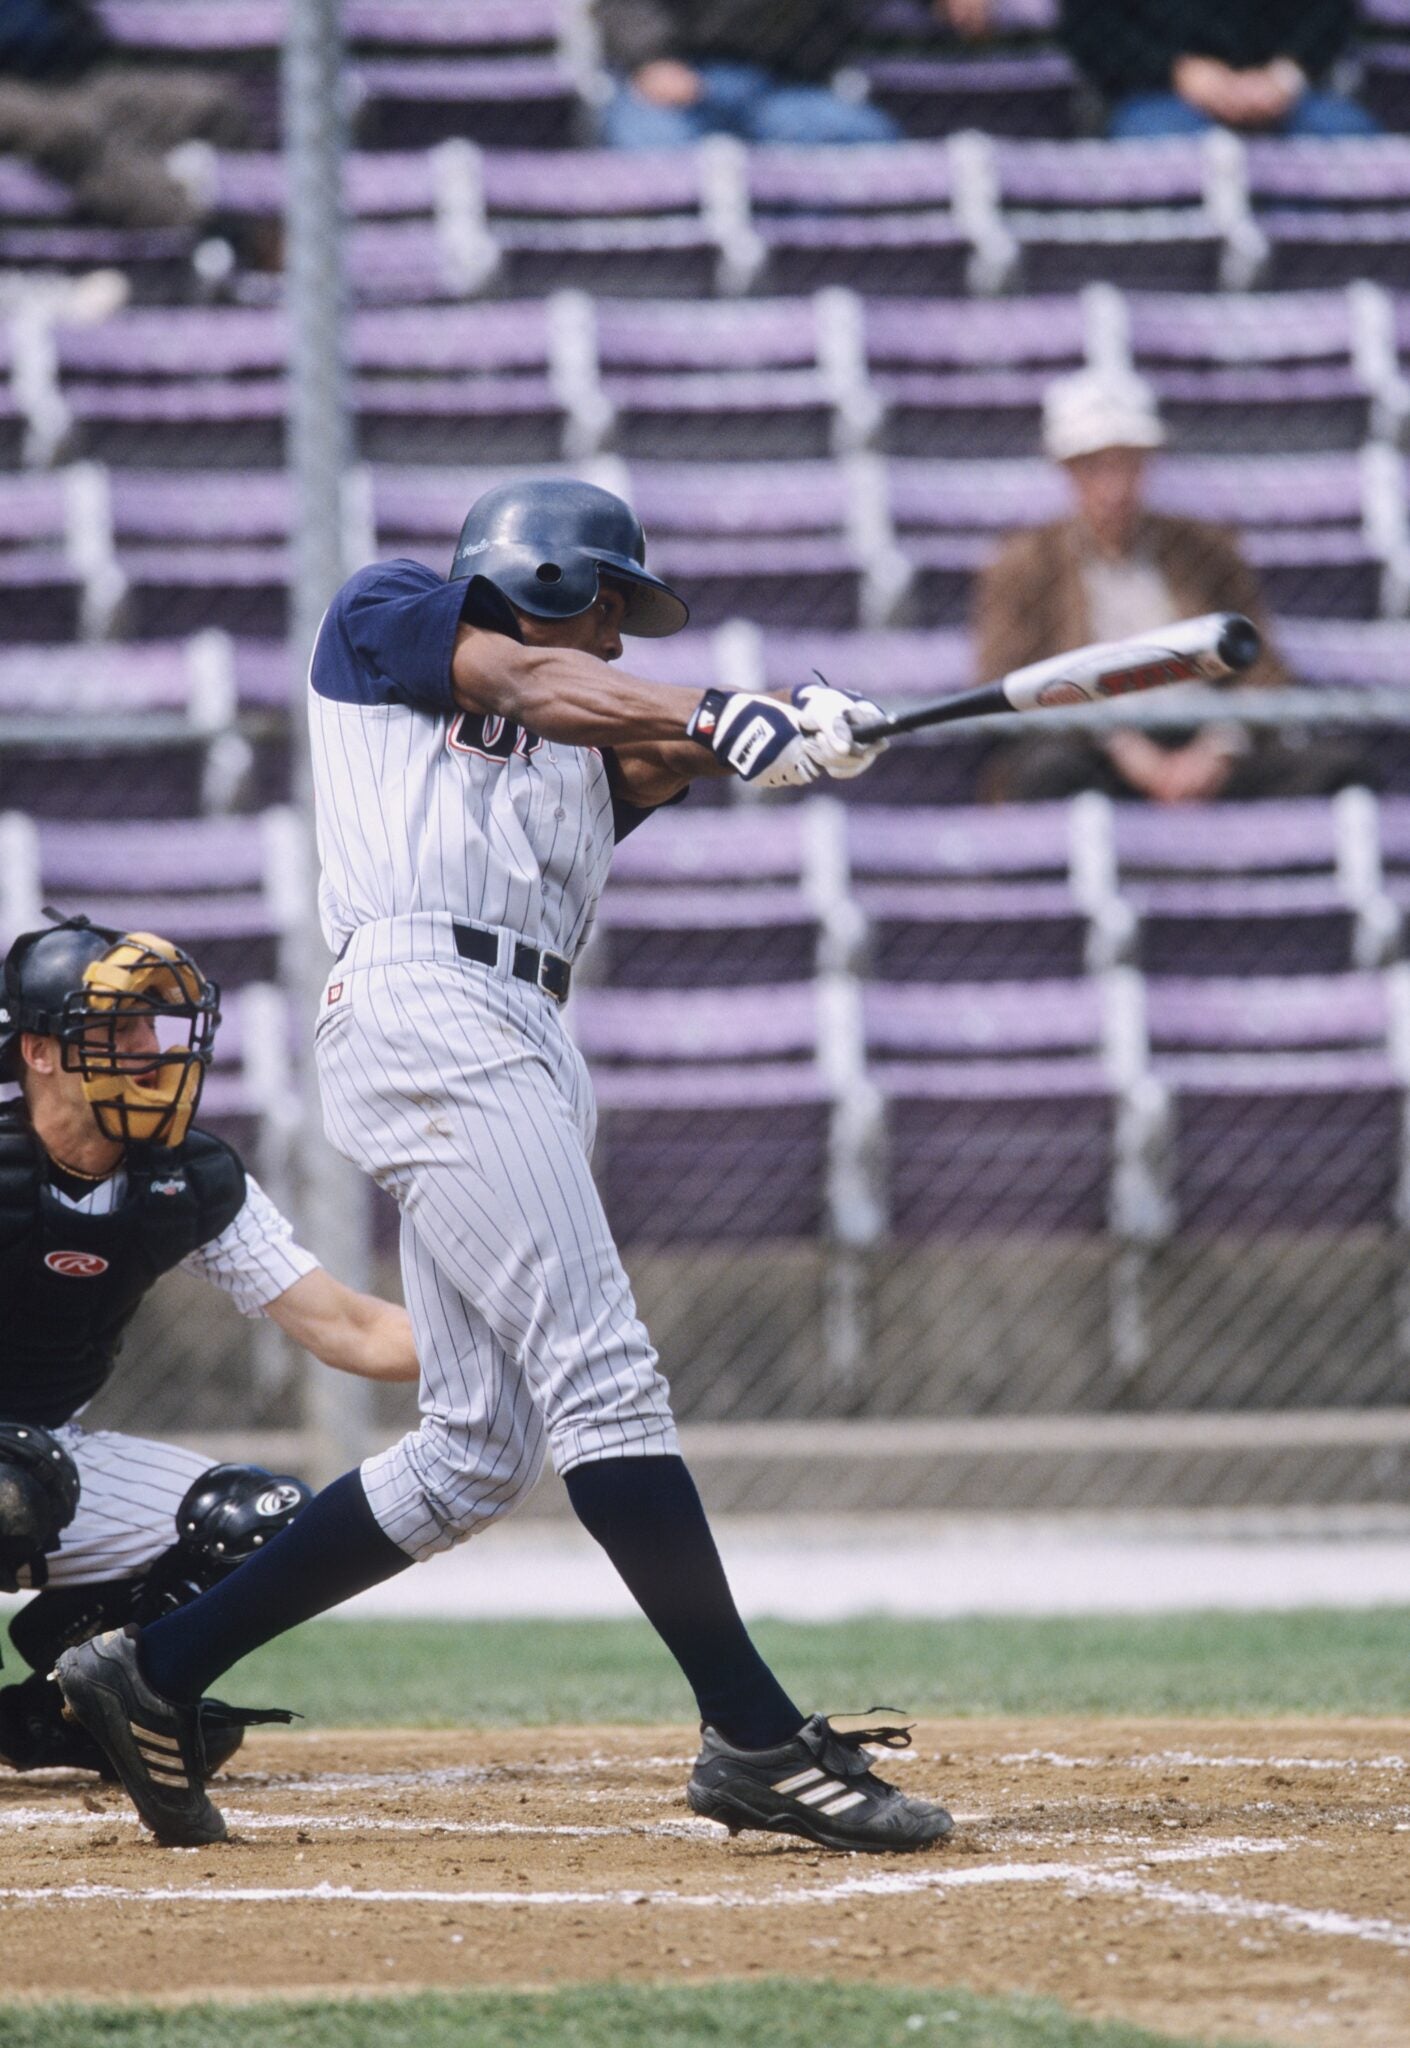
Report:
999,1749,1409,1774
20,1830,1406,1958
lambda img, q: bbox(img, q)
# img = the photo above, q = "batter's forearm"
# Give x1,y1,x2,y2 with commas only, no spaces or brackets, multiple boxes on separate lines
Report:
451,636,709,746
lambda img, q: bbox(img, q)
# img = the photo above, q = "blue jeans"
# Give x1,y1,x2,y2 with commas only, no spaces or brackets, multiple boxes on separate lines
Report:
601,60,900,149
1108,88,1382,139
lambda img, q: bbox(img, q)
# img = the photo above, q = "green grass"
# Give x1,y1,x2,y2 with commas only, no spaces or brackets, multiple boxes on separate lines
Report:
0,1984,1271,2048
189,1608,1410,1727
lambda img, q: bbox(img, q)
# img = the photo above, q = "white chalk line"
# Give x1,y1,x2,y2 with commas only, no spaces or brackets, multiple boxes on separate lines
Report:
0,1806,716,1842
1076,1869,1410,1952
999,1749,1408,1774
22,1833,1410,1954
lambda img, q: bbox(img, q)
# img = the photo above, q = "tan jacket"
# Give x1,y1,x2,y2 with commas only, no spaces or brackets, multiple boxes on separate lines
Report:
974,512,1289,691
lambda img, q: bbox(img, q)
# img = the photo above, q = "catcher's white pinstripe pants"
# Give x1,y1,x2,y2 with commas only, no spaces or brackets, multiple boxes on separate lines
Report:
34,1424,212,1587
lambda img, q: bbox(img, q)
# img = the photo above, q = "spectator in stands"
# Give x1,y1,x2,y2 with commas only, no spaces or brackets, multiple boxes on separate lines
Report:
0,0,246,228
595,0,901,148
1059,0,1380,139
976,370,1363,805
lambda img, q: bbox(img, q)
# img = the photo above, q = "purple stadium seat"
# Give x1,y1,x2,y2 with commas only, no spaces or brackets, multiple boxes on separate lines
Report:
745,143,975,297
1246,140,1410,290
352,301,583,463
862,978,1117,1236
0,471,91,642
864,50,1079,141
864,294,1087,457
1148,453,1385,619
1277,616,1410,687
1143,972,1403,1233
593,298,837,461
96,1,281,146
990,139,1228,293
33,810,301,985
482,150,729,299
625,460,869,628
848,803,1093,980
108,470,290,638
352,59,579,152
602,808,831,988
575,983,833,1243
0,632,242,819
347,0,563,48
1112,800,1359,976
1123,290,1376,454
0,225,196,300
54,307,286,468
884,455,1065,625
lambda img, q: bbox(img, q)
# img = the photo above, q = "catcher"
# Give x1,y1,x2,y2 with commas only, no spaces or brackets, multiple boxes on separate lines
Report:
0,912,417,1775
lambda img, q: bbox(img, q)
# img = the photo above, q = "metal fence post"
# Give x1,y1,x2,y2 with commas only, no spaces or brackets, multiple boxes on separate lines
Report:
283,0,375,1483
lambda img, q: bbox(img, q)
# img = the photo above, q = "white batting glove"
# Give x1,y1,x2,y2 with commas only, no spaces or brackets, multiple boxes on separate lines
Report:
687,688,822,789
791,678,888,781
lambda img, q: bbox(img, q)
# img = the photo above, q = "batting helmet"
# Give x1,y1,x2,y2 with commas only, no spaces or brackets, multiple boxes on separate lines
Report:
0,915,219,1147
449,477,688,639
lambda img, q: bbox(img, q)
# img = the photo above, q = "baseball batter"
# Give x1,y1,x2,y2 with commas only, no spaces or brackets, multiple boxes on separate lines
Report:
59,478,954,1856
0,915,417,1774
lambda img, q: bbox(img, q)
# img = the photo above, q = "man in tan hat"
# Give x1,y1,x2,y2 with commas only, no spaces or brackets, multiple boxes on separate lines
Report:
975,368,1304,804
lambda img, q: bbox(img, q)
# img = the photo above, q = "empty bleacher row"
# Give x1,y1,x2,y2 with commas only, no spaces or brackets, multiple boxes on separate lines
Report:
3,446,1409,637
5,282,1410,470
23,135,1410,301
6,792,1410,1275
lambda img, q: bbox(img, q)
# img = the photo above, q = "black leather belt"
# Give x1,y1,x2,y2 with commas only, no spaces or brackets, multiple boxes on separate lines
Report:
453,921,572,1004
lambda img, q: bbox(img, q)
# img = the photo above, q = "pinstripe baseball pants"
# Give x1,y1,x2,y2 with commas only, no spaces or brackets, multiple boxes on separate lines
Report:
315,915,679,1561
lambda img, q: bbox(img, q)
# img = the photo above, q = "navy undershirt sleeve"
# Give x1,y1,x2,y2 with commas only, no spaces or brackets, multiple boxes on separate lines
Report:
604,752,691,843
312,561,520,711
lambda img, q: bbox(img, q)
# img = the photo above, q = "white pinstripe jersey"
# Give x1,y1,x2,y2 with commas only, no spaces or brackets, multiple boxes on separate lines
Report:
309,560,619,961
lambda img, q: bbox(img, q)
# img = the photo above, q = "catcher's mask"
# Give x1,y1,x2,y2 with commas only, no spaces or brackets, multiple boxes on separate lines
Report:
0,915,219,1148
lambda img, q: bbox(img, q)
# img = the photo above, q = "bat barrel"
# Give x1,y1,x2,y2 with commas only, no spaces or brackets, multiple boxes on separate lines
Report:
1217,613,1261,674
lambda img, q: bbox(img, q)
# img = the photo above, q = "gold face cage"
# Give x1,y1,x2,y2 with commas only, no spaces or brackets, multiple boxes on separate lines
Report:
60,932,220,1148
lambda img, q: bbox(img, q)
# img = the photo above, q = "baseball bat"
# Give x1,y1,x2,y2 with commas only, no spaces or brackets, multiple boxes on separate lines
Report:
847,612,1262,743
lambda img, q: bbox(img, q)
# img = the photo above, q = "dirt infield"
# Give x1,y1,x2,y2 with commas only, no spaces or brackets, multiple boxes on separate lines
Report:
2,1717,1407,2046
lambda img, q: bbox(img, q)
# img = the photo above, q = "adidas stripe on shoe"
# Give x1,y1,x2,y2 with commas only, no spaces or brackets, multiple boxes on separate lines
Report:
687,1712,953,1853
55,1627,225,1846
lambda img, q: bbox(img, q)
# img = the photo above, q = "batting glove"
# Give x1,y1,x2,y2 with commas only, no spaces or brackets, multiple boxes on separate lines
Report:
687,688,822,789
791,676,888,781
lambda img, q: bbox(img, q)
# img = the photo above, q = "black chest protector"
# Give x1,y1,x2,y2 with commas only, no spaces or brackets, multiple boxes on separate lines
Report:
0,1110,246,1427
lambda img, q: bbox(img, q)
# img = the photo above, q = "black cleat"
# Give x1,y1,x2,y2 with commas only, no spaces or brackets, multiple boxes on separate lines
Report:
687,1712,953,1854
0,1672,113,1776
0,1669,246,1780
54,1626,229,1845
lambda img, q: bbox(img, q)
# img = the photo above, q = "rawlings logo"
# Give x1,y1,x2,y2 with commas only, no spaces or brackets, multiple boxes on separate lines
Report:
150,1177,186,1197
256,1483,305,1517
44,1250,109,1278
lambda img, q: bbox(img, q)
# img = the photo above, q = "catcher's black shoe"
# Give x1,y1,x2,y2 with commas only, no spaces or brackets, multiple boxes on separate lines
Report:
54,1627,291,1845
0,1670,247,1781
0,1672,113,1776
687,1712,953,1853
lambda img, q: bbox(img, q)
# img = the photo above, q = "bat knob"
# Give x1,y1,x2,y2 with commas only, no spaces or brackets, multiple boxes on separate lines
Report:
1217,613,1261,674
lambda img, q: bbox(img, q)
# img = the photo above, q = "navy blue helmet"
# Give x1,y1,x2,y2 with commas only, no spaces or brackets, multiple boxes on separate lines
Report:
449,477,688,639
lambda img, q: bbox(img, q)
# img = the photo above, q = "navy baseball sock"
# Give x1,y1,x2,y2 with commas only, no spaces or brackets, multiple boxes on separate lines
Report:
563,1453,804,1751
136,1469,411,1703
